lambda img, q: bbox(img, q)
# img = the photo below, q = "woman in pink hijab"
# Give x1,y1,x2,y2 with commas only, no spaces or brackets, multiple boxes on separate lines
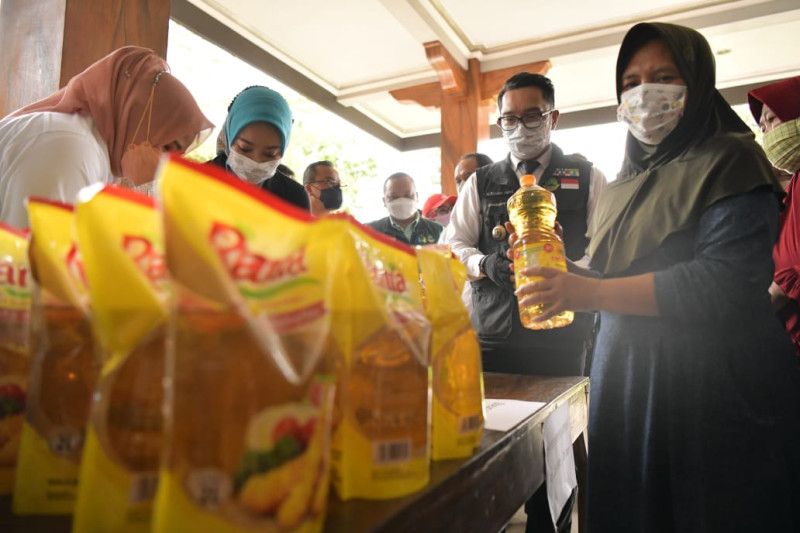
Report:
0,46,212,227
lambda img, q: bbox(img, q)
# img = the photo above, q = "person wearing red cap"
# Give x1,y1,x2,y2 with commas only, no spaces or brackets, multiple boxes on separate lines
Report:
749,76,800,357
422,193,456,227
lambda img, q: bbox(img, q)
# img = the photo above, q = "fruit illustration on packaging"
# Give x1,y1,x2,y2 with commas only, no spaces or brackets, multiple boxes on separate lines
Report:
236,400,329,529
0,378,25,465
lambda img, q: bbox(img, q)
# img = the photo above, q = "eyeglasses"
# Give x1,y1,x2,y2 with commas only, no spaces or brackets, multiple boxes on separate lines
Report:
309,179,345,188
497,110,554,131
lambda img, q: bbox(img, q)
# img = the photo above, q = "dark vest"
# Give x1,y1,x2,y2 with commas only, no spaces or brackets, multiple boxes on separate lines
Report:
472,145,593,340
366,215,443,246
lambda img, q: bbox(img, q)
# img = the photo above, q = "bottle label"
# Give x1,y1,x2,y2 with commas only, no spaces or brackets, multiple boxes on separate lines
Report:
513,241,567,287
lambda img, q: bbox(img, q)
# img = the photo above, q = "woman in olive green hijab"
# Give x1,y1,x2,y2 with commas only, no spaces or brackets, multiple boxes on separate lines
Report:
515,22,800,531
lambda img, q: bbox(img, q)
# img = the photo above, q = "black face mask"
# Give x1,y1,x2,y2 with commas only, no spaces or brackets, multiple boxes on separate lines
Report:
319,186,343,210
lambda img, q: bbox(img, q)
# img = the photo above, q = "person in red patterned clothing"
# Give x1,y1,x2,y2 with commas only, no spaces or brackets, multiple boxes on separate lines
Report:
749,76,800,357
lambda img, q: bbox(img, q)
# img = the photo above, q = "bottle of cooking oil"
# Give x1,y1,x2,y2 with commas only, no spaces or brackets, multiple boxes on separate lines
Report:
507,174,573,330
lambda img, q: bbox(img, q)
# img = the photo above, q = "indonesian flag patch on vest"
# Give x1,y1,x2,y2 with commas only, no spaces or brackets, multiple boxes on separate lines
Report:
560,177,579,190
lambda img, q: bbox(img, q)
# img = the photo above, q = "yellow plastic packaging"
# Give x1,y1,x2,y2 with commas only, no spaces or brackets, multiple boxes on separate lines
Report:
72,186,169,532
0,223,32,495
154,156,335,533
14,199,96,515
417,247,484,460
327,215,431,500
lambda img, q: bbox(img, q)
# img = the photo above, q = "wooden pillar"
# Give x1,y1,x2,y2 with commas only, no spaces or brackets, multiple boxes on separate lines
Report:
440,58,489,195
0,0,170,116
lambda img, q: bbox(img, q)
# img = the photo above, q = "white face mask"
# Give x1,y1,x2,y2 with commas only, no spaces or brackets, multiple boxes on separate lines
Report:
227,150,280,184
502,118,552,160
387,197,417,220
617,83,687,145
434,213,451,227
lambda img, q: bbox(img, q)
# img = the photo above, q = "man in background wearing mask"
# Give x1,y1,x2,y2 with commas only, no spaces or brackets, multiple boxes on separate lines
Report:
453,153,493,315
444,71,606,533
367,172,443,245
749,75,800,357
303,160,344,217
454,152,493,192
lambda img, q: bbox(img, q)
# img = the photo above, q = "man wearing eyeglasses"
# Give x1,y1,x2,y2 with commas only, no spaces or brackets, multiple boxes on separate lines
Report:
444,72,606,377
443,71,606,533
303,160,344,217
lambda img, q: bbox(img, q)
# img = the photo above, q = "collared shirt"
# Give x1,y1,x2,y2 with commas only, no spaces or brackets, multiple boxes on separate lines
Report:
443,145,607,281
390,212,420,243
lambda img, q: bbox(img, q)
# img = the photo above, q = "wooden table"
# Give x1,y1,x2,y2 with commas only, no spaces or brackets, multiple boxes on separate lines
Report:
0,373,589,533
325,373,590,533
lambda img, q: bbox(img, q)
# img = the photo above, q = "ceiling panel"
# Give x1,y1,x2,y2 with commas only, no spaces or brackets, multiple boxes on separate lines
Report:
435,0,716,50
186,0,800,139
195,0,432,89
359,96,441,136
710,13,800,87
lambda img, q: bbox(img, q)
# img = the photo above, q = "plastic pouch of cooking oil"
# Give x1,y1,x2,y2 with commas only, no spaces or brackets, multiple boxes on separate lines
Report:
0,223,32,495
72,185,169,532
13,199,96,515
507,174,573,329
325,215,431,500
154,156,335,533
417,246,484,460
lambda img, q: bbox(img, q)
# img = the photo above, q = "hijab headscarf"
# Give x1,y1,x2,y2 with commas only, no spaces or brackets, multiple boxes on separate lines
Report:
588,22,779,275
748,76,800,123
218,86,293,156
9,46,212,176
616,23,750,179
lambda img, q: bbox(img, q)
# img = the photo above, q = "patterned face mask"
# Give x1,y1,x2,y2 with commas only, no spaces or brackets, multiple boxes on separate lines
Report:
617,83,687,145
763,118,800,174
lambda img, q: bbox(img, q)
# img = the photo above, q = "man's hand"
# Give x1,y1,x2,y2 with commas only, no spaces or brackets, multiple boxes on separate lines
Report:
481,252,515,290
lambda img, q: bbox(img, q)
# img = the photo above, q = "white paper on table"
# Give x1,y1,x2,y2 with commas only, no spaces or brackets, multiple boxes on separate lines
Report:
482,398,546,432
543,401,578,527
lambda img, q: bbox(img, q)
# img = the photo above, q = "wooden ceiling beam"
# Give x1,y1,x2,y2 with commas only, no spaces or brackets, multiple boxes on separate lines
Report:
389,81,442,109
390,57,554,111
480,60,552,104
388,50,553,193
424,40,467,96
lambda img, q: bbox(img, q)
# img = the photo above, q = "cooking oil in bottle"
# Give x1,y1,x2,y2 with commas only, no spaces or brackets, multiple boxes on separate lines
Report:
507,174,573,330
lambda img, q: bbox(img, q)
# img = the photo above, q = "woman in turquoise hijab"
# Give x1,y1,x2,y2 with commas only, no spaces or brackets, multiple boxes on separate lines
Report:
209,86,309,210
